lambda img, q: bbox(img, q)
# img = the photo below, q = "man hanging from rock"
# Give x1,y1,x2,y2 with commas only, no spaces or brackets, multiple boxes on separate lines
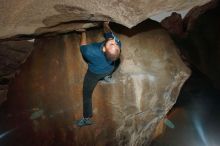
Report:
75,22,122,127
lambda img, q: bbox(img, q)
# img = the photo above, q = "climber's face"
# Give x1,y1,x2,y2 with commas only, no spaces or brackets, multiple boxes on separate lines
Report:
103,39,121,61
104,39,119,51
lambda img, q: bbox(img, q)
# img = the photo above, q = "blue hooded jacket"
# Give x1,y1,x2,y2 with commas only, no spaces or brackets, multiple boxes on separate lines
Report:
80,32,121,74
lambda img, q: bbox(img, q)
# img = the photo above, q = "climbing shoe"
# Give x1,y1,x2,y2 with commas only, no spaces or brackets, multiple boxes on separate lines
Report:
75,118,93,127
100,75,112,83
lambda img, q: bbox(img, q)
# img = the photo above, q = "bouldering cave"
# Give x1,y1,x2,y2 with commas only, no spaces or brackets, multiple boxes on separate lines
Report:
0,0,220,146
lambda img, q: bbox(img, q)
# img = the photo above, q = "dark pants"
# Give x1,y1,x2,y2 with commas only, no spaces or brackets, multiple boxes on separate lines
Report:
83,69,111,118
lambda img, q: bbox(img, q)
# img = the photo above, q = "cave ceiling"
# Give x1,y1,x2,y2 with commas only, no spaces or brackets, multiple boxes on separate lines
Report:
0,0,211,40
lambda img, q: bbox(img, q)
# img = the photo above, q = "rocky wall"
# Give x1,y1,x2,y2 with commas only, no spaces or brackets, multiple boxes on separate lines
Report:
6,22,190,146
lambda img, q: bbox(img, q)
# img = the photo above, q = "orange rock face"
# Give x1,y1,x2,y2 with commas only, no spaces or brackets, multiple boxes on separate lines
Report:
6,23,190,145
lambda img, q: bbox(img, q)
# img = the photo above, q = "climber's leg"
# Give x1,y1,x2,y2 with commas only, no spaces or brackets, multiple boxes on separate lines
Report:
82,70,110,118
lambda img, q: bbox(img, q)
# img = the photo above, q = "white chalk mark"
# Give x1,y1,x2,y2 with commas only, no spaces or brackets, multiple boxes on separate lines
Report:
131,74,147,112
27,39,35,42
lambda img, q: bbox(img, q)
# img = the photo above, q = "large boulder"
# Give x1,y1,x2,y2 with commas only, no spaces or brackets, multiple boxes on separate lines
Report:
160,0,218,37
6,21,190,145
0,0,210,39
160,0,220,89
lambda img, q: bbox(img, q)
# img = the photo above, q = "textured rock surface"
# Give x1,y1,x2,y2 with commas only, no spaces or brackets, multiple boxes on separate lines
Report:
160,0,218,37
161,12,185,37
161,0,220,89
0,41,33,105
183,0,218,33
0,0,210,39
5,21,190,145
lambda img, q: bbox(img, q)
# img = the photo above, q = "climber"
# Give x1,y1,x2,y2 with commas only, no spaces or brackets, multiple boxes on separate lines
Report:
75,22,122,127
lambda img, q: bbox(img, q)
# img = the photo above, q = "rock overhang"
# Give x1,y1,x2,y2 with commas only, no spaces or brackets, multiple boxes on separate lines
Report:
0,0,211,40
